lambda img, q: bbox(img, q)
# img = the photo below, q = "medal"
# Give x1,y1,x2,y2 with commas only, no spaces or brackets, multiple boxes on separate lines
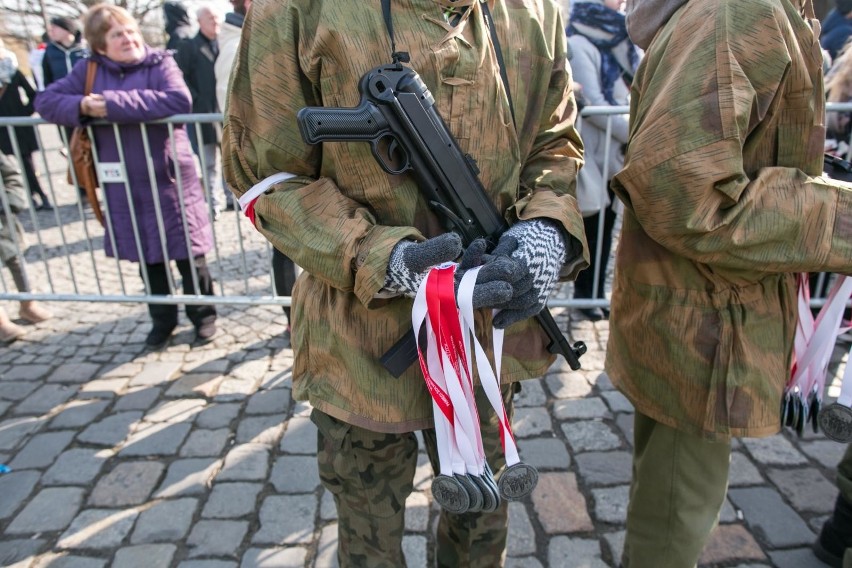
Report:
457,474,483,513
819,403,852,442
432,474,470,514
498,462,539,501
810,393,821,434
472,471,500,513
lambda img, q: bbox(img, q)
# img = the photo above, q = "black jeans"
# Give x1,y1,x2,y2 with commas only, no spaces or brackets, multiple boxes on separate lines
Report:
575,198,617,300
142,255,216,330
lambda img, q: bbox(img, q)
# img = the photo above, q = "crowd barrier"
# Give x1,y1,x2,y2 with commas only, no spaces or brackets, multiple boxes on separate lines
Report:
1,103,850,311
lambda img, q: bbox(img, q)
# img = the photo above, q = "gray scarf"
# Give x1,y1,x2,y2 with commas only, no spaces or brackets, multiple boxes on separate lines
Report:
624,0,689,49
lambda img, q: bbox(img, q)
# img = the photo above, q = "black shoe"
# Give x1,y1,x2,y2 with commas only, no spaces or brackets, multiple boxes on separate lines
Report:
195,320,217,343
145,323,176,347
576,307,605,322
40,201,54,211
814,495,852,568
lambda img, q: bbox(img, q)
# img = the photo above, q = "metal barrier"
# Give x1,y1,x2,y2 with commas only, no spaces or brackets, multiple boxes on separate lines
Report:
1,104,850,310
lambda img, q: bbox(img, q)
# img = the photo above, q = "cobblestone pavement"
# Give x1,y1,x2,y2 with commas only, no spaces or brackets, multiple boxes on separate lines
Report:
0,125,849,567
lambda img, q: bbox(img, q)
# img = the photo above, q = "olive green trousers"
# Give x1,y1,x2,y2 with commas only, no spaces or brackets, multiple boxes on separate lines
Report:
622,412,732,568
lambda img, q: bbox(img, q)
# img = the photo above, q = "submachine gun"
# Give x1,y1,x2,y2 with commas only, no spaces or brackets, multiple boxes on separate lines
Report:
296,62,586,377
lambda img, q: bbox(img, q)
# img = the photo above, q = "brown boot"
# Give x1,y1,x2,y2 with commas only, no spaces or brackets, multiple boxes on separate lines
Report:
0,308,24,343
19,301,53,324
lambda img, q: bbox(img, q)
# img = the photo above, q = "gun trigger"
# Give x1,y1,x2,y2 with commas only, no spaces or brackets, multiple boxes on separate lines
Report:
464,154,480,175
429,201,475,243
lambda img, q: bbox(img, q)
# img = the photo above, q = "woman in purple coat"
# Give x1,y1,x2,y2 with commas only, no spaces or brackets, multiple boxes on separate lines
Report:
36,3,217,347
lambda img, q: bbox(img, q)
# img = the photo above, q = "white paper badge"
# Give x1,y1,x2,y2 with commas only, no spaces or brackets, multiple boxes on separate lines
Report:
97,163,125,183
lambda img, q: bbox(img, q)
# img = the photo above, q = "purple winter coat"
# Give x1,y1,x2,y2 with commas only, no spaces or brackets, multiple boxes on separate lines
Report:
35,47,213,264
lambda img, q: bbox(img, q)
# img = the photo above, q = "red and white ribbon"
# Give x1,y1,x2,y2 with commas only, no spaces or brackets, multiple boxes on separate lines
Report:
237,172,295,226
413,263,523,478
789,274,852,407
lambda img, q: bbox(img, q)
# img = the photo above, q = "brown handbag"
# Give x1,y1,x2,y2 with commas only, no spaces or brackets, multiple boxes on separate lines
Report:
67,61,104,226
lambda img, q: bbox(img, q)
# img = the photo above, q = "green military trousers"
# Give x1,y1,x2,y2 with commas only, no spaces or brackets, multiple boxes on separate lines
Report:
622,412,732,568
312,386,514,568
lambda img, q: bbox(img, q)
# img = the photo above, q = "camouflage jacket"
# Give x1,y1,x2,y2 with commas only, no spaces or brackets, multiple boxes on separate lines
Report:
223,0,587,432
607,0,852,440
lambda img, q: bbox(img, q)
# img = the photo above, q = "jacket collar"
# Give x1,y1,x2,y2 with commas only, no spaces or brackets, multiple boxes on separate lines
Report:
626,0,815,49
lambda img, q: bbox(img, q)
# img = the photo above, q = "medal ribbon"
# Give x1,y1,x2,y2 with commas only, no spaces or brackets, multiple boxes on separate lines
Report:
412,266,457,477
790,274,852,407
457,269,521,466
426,266,486,476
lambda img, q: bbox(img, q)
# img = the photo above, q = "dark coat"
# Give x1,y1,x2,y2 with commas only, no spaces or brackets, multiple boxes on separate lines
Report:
174,33,220,146
821,8,852,59
35,49,213,264
164,2,194,51
0,70,39,156
42,40,86,87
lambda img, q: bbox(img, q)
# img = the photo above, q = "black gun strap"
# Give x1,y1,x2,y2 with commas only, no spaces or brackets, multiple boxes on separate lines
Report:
381,0,410,64
381,0,515,127
480,1,516,128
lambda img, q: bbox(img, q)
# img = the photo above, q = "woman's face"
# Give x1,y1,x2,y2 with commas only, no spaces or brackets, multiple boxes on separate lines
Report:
102,18,144,64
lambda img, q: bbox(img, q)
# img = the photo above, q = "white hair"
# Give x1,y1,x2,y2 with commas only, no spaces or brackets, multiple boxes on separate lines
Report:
196,4,223,20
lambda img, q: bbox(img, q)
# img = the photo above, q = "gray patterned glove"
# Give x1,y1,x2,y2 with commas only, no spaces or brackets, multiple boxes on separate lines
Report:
488,219,567,329
385,233,464,297
384,235,517,310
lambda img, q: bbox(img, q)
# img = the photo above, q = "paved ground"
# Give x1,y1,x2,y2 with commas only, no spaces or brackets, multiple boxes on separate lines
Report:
0,122,850,567
0,299,849,568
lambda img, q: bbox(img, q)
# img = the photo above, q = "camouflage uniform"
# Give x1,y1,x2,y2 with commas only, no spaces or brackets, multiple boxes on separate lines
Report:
223,0,586,565
608,0,852,565
609,0,852,440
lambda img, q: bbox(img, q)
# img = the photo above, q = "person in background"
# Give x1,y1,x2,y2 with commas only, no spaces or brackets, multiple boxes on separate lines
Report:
175,4,230,219
607,0,852,566
36,3,218,347
163,2,194,52
826,41,852,152
822,0,852,61
223,1,588,565
0,39,52,210
567,0,638,321
43,15,88,202
42,16,86,88
0,153,53,343
28,33,48,91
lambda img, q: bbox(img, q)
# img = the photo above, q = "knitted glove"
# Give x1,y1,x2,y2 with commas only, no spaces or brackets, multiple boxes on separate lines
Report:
454,238,524,310
385,233,464,297
488,219,567,329
384,235,517,310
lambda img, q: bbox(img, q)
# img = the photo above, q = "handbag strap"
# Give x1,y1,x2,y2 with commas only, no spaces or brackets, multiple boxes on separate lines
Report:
84,61,97,96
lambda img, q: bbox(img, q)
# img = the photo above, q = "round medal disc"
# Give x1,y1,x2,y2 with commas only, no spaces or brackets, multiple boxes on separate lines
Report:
819,403,852,443
457,474,483,513
432,474,470,514
472,474,498,513
498,463,539,501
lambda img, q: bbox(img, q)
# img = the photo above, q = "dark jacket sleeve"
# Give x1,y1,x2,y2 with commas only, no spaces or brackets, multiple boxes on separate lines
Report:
41,53,54,88
16,71,36,115
173,39,200,102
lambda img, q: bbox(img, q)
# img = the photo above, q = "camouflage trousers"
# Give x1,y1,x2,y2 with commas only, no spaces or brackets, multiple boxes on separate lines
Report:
312,385,515,568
